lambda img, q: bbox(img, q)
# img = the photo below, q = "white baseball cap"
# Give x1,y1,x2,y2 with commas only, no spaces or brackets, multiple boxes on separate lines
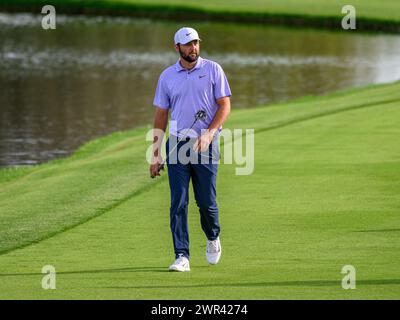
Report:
174,27,201,45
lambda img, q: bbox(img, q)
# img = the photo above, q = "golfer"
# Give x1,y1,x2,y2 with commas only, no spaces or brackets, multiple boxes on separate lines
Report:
150,27,231,272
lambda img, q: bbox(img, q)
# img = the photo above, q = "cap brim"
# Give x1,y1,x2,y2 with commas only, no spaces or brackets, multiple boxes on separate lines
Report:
179,38,202,45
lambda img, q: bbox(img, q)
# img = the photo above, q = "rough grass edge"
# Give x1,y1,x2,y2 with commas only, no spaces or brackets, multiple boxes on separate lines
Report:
1,80,399,181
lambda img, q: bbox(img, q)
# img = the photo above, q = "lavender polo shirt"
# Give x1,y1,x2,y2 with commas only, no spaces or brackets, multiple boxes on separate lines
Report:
153,56,231,138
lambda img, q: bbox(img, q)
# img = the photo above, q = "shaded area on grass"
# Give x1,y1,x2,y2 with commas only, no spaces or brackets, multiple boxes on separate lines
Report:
1,267,398,288
100,279,400,289
354,229,400,233
0,266,168,276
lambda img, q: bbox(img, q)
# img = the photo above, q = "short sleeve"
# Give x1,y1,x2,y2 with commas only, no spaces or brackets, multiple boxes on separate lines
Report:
213,63,232,100
153,74,170,109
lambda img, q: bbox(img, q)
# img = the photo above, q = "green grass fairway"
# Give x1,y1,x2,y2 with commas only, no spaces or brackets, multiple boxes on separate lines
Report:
111,0,400,22
0,81,400,299
3,0,400,32
5,0,400,22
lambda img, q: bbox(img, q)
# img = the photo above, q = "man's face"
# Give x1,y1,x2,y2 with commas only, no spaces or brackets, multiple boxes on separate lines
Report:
176,40,200,63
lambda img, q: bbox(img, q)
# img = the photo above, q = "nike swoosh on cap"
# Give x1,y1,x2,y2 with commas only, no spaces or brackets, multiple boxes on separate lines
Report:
186,33,192,36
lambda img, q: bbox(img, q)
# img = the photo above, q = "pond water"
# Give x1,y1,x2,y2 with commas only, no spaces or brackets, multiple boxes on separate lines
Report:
1,13,400,167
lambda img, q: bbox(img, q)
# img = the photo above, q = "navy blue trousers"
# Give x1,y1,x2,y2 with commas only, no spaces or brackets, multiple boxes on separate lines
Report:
166,137,220,260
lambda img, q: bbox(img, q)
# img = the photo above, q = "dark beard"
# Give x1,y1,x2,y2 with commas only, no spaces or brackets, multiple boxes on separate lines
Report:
179,46,199,63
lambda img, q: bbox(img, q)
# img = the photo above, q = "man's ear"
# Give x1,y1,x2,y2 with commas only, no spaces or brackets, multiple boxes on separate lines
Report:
174,44,180,53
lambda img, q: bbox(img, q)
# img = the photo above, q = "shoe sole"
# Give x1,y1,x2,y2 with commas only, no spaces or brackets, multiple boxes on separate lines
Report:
207,257,221,265
169,267,190,272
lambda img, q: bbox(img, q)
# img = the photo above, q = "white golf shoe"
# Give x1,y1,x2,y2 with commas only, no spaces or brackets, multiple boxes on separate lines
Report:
169,254,190,272
206,237,221,265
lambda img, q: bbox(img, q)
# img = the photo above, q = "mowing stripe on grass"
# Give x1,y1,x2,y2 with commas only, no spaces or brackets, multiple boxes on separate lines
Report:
0,177,164,256
0,87,399,299
1,86,398,256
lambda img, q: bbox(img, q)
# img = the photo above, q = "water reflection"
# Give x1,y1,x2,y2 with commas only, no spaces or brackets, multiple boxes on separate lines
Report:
1,13,400,166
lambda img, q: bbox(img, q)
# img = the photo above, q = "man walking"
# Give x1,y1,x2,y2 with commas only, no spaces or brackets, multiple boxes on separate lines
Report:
150,27,231,272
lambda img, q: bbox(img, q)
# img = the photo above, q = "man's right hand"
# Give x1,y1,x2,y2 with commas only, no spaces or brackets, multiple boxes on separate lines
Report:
150,156,164,179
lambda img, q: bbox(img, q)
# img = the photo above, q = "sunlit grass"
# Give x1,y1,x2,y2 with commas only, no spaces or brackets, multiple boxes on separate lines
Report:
1,81,399,299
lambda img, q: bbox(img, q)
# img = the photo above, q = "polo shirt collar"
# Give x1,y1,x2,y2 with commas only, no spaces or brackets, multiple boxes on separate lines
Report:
175,56,203,72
